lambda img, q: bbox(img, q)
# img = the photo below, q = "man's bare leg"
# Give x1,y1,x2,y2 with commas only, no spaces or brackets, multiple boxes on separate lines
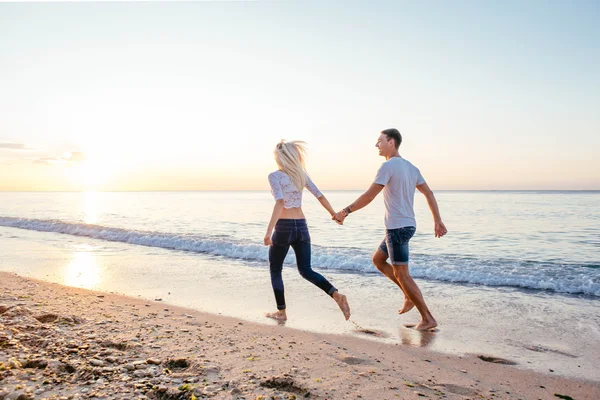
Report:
372,250,414,314
393,264,437,331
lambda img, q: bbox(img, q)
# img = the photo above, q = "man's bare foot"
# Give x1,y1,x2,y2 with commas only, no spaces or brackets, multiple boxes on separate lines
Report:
265,310,287,321
398,298,414,314
333,292,351,321
404,319,438,331
414,319,438,331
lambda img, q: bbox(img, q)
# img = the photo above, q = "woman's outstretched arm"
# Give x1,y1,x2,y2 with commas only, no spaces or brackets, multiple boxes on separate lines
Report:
317,195,341,223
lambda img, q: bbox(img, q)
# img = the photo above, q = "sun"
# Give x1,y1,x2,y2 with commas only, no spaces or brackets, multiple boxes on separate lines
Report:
65,158,113,190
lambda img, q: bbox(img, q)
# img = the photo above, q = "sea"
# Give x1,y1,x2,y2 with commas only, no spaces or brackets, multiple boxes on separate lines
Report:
1,190,599,381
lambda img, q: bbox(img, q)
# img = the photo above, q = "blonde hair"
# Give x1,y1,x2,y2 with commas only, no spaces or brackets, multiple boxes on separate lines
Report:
274,140,308,191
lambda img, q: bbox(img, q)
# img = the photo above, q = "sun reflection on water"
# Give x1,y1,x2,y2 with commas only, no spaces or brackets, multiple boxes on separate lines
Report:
63,247,102,289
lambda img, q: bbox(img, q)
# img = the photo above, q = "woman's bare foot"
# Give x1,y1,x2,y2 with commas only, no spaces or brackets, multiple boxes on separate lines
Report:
333,292,351,321
398,298,414,314
265,310,287,321
404,318,438,331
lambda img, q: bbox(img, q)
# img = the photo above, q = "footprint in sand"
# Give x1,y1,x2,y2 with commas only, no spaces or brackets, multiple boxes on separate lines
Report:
477,355,517,365
350,320,389,338
524,344,578,358
354,328,389,338
339,355,370,365
433,383,480,397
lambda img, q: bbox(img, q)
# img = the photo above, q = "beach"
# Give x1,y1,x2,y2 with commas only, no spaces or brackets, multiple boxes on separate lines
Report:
1,191,599,399
1,191,599,385
2,0,599,398
1,271,599,400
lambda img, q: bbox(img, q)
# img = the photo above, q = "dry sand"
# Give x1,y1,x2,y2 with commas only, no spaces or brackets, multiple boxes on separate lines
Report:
1,272,598,400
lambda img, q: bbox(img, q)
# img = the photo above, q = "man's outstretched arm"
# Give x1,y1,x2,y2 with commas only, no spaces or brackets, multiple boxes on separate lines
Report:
333,183,384,223
417,182,447,238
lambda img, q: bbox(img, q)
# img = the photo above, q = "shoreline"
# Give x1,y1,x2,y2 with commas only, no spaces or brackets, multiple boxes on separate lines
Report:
1,271,598,399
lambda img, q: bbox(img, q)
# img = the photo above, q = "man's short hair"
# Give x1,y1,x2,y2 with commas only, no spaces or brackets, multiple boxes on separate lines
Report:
381,128,402,149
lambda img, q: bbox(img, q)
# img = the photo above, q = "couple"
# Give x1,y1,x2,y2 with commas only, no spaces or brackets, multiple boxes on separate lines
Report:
263,129,447,331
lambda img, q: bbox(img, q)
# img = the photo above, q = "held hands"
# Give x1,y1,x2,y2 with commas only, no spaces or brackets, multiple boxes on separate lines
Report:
434,220,448,238
332,210,347,225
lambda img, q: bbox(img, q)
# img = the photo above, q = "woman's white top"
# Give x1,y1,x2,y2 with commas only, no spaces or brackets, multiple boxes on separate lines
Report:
268,170,323,208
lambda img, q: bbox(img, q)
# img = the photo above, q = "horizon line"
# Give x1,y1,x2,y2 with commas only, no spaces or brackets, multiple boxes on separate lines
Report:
1,189,599,193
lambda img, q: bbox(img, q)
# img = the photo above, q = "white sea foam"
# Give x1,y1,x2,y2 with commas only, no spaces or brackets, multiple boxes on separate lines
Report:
1,217,599,296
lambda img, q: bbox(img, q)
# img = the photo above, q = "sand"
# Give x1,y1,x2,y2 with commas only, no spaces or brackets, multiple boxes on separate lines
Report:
1,271,598,400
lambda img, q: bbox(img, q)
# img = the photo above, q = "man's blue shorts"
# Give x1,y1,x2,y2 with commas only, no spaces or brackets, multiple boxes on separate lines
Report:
378,226,416,265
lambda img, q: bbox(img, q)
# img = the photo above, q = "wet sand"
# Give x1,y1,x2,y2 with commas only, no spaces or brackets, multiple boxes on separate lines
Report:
1,271,599,400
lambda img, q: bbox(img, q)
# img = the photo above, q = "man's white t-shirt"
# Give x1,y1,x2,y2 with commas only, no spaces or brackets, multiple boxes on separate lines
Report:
373,157,425,229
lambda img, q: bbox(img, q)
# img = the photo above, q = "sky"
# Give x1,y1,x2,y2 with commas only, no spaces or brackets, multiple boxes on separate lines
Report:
0,1,599,191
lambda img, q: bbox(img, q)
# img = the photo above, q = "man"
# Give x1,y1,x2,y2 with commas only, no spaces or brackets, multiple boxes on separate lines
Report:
333,128,447,331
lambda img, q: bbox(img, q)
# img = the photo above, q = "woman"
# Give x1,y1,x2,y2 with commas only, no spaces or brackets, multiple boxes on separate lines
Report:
264,140,350,322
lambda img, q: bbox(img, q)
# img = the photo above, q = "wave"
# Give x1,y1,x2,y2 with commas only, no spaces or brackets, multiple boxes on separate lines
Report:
1,216,599,297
